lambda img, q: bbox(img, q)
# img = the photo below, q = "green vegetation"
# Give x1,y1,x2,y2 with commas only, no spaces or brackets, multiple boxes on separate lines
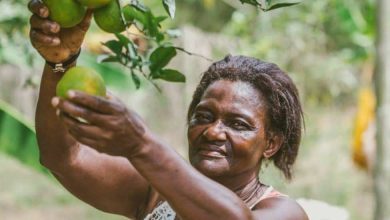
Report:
0,100,46,174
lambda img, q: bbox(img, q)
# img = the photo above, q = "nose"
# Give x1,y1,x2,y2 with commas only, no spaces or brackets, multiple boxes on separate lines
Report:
202,120,227,141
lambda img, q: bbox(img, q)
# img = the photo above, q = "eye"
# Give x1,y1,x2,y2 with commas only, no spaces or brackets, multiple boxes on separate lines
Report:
191,112,213,124
230,120,251,131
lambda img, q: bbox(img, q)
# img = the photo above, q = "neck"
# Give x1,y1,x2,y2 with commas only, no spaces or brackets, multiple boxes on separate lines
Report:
213,169,260,195
213,171,264,208
233,177,262,203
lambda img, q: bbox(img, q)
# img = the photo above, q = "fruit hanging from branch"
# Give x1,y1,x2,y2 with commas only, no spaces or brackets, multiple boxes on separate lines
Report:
94,0,126,33
42,0,86,28
56,66,107,98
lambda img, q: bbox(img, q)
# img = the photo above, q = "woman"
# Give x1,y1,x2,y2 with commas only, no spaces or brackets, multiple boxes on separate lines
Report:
29,0,308,219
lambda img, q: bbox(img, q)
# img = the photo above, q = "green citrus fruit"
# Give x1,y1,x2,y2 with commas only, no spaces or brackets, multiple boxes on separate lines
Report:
56,66,106,98
94,0,126,33
77,0,112,9
123,5,144,24
43,0,86,28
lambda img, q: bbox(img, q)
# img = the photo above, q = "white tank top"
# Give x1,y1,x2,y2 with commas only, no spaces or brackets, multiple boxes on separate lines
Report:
143,186,285,220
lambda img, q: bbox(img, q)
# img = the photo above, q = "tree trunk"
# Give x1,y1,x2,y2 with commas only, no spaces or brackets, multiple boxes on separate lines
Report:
374,0,390,219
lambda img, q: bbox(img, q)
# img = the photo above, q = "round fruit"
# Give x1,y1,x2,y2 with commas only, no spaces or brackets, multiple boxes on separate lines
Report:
94,0,126,33
43,0,86,28
56,66,106,98
77,0,112,9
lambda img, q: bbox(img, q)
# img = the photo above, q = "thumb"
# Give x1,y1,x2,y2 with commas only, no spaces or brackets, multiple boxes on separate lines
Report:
78,9,93,31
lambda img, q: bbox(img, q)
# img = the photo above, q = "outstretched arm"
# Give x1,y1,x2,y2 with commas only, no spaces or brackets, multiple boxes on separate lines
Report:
30,1,150,217
53,92,254,220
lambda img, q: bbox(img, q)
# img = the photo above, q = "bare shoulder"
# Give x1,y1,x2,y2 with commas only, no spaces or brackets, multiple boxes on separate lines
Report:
252,197,309,220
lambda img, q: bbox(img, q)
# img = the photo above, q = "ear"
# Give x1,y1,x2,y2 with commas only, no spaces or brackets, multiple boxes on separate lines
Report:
263,133,284,159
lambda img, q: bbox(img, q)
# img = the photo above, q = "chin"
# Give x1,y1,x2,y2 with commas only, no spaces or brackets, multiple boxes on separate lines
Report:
190,156,230,178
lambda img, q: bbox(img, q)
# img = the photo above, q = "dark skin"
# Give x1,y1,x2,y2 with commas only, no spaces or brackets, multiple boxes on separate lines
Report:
29,0,308,219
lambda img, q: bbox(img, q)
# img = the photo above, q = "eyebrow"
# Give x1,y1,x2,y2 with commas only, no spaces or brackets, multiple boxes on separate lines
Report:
195,102,259,125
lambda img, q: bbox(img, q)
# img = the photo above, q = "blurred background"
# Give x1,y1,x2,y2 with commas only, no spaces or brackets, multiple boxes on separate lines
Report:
0,0,383,219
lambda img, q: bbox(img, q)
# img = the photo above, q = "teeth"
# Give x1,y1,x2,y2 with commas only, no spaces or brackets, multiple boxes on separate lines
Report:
199,150,225,158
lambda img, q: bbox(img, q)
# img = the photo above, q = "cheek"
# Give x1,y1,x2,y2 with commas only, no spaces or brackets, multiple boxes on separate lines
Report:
231,132,266,158
187,125,205,148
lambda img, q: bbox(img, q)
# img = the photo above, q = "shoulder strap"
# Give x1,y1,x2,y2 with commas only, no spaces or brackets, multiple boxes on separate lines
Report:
249,186,288,209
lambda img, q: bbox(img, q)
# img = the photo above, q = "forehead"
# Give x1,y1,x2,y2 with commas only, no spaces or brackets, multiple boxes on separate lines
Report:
199,80,266,114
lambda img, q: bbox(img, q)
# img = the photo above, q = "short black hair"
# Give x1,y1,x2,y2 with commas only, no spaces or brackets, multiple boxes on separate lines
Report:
187,55,304,180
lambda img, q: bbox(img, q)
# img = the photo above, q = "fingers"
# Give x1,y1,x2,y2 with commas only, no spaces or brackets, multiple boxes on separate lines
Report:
30,15,60,34
67,91,124,115
67,124,105,150
60,111,115,153
28,0,49,18
30,29,60,46
60,112,109,141
29,1,61,47
52,97,111,126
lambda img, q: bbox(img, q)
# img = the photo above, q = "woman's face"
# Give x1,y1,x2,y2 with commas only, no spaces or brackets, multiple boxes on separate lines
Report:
188,80,270,179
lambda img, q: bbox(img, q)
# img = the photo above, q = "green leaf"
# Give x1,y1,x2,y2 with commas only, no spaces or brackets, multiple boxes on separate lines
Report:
114,33,139,61
149,46,177,72
265,2,300,11
0,99,48,175
99,55,120,63
103,40,123,56
123,4,166,42
155,69,185,82
123,5,148,26
155,16,168,25
131,71,141,89
162,0,176,18
115,33,131,46
145,12,161,39
239,0,260,6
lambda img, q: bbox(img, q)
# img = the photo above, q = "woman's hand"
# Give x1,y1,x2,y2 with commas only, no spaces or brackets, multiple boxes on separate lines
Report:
51,91,149,157
28,0,92,63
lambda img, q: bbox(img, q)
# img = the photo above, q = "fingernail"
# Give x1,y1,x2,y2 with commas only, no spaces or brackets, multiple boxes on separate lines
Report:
67,90,75,98
40,8,49,18
51,97,59,107
52,38,60,45
51,24,59,33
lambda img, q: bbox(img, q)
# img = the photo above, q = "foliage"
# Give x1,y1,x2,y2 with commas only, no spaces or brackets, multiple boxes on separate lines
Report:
0,0,35,66
239,0,301,11
0,0,300,89
221,0,375,105
100,0,299,89
0,99,47,174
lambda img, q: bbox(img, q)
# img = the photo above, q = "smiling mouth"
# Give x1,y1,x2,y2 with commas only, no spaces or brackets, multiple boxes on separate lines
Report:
198,149,226,158
197,143,227,159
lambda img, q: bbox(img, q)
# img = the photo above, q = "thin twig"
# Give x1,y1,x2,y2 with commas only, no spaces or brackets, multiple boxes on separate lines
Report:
174,47,213,62
149,80,162,93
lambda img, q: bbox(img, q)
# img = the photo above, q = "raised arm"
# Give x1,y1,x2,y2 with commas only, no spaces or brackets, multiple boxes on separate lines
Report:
29,0,150,217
